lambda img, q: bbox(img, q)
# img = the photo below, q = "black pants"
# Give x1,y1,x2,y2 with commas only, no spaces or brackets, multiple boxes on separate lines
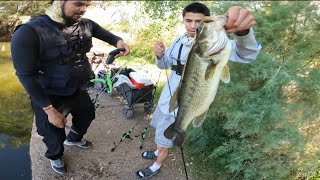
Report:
31,89,95,160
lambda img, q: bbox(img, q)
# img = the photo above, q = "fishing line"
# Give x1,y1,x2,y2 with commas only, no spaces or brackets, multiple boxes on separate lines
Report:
180,146,189,180
163,51,189,180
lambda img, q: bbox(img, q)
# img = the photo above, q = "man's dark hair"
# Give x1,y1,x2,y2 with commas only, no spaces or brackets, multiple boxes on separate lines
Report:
182,2,210,17
50,0,66,4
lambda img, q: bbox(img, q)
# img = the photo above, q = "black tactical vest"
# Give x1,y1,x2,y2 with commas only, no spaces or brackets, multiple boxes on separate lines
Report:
26,15,94,95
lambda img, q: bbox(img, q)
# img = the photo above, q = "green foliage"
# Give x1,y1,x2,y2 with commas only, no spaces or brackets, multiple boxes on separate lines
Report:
140,1,186,20
128,22,173,64
0,1,50,41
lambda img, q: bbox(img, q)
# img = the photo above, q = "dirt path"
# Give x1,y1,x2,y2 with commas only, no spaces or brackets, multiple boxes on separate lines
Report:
29,86,193,180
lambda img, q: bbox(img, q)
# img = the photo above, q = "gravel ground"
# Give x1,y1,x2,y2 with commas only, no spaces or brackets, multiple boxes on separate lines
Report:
30,86,194,180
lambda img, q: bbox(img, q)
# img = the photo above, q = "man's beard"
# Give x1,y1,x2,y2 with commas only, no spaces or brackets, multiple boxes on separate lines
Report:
61,1,80,25
63,15,80,25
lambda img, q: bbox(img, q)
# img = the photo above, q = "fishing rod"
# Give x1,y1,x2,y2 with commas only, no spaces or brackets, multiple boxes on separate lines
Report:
134,107,154,150
163,51,189,180
135,124,148,149
111,108,153,152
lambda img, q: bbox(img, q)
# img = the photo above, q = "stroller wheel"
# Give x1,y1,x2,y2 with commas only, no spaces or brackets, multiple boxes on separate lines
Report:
144,102,153,113
123,106,133,119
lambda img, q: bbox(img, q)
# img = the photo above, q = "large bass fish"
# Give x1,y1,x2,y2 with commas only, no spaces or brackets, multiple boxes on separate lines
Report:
164,15,232,146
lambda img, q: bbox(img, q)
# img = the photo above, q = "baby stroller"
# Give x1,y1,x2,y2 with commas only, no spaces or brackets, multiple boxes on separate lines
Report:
89,48,157,117
110,68,156,119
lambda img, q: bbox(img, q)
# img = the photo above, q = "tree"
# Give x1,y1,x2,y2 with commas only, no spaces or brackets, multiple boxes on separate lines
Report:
0,1,50,41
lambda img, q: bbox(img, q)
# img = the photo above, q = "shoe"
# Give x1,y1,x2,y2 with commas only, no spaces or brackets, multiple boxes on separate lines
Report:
64,139,92,149
142,151,157,160
136,167,159,179
50,158,67,175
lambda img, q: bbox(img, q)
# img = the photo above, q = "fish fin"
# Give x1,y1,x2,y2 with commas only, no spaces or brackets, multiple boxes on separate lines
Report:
192,110,208,127
169,86,180,112
220,65,230,83
205,62,217,80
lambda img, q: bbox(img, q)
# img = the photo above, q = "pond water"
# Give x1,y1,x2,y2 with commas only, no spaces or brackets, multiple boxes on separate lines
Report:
0,42,33,179
0,135,31,180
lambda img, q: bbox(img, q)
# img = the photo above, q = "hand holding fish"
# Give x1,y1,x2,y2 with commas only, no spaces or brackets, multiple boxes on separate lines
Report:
224,6,256,35
153,41,166,59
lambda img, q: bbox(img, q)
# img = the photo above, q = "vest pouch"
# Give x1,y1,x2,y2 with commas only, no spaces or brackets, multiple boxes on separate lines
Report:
37,64,72,89
68,60,93,87
81,36,93,53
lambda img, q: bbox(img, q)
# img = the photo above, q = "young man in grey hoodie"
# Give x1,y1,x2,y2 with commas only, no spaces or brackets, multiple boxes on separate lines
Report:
137,2,262,178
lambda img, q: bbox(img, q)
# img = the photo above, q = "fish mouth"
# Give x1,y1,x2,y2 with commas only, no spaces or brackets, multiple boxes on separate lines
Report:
198,32,228,59
206,33,228,58
196,16,229,58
